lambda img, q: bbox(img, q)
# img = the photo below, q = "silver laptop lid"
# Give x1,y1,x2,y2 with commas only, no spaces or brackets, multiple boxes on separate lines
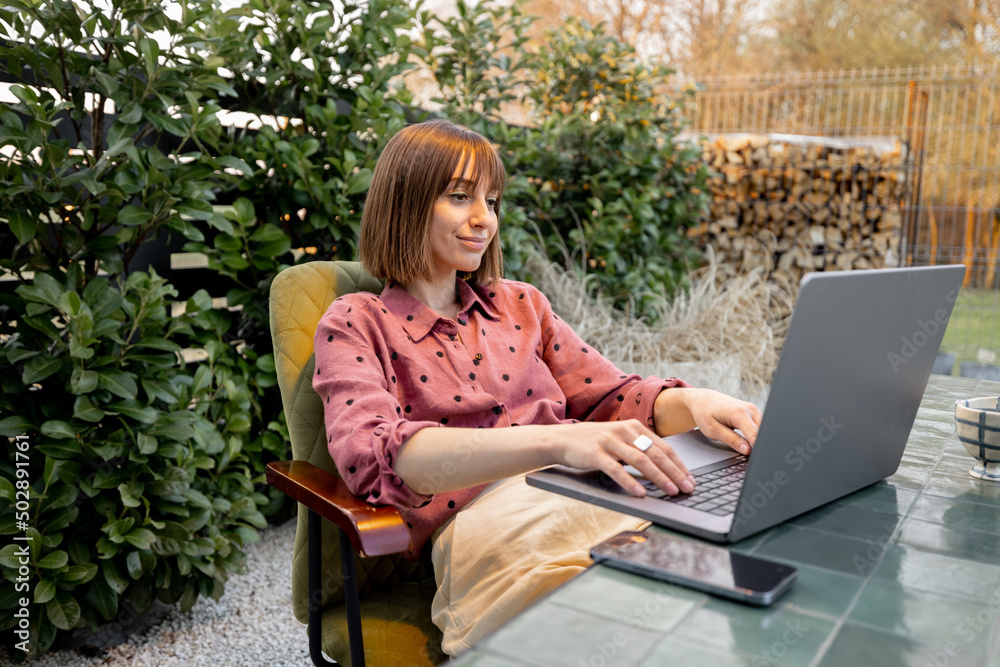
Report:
729,265,965,540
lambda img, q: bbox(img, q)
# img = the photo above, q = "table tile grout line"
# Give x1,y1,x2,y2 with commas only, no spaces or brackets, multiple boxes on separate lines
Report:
917,487,1000,511
543,595,694,635
636,595,713,666
833,615,995,658
560,593,717,667
810,616,997,666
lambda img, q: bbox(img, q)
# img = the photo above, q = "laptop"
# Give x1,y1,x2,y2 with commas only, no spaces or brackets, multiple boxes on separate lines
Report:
526,265,966,543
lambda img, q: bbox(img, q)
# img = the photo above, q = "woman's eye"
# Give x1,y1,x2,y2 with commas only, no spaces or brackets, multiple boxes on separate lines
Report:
450,192,469,201
486,198,498,208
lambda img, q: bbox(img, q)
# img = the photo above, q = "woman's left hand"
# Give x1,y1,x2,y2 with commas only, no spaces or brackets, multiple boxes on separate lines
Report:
655,387,763,456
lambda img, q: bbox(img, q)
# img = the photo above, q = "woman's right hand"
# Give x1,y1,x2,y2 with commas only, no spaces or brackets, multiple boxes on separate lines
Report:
548,419,695,497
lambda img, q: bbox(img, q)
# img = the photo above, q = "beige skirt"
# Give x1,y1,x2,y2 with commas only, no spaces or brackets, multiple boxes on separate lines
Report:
430,474,650,656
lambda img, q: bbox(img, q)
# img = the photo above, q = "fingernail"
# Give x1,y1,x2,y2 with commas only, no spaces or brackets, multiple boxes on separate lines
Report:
633,484,646,497
681,479,694,494
666,483,679,496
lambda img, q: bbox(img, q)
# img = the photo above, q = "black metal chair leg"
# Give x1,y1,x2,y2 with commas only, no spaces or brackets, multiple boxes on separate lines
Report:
308,509,339,666
339,527,366,667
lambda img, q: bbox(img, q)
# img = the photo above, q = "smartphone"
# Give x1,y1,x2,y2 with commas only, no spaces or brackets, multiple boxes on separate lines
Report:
590,531,797,606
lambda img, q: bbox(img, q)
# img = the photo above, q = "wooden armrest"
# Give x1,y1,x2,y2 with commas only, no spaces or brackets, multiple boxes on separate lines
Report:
266,460,412,558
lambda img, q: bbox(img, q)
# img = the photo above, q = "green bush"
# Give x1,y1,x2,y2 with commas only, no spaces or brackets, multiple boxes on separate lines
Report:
197,0,424,269
184,0,426,390
0,0,274,658
428,3,710,318
0,268,271,657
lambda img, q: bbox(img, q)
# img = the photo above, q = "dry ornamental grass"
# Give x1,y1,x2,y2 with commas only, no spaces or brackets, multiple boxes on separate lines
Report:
525,248,793,402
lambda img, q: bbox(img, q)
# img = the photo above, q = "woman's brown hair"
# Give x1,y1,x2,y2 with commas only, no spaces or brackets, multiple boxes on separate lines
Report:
358,119,506,286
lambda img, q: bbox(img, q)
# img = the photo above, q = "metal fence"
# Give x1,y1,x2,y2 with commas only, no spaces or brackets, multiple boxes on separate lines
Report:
688,65,1000,375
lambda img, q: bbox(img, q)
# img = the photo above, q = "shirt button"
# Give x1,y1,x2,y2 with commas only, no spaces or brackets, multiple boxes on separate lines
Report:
492,406,502,415
475,353,483,360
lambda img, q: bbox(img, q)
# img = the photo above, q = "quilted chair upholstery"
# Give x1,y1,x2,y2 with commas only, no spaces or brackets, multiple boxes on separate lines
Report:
268,261,445,666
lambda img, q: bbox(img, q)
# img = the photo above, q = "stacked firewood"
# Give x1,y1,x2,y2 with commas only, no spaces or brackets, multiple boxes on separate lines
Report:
689,134,908,291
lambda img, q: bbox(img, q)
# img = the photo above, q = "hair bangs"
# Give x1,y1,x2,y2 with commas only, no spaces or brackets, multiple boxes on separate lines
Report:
449,137,507,204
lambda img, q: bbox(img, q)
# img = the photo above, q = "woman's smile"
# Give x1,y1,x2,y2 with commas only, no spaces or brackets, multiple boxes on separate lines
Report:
457,235,488,252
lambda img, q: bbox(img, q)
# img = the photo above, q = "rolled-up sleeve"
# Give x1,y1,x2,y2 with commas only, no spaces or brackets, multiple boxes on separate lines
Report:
527,285,690,427
313,298,438,509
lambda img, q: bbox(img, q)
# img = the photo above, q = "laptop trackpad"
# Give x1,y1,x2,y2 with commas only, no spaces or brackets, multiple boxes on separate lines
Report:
662,430,740,471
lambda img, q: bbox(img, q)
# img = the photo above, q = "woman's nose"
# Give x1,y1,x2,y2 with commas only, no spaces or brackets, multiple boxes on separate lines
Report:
469,196,491,225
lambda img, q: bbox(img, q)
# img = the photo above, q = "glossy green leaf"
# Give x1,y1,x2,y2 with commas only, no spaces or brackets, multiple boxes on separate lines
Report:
179,579,199,612
8,209,37,244
40,420,77,439
117,482,142,508
0,415,32,436
70,368,100,393
107,400,157,424
34,578,57,604
216,155,253,175
137,433,158,455
126,551,143,579
40,484,77,512
36,439,83,459
73,395,104,422
23,355,62,384
85,575,118,621
36,550,69,570
117,101,142,125
102,559,129,595
46,592,81,630
117,205,151,227
122,528,155,550
0,477,13,502
59,563,98,584
97,371,138,400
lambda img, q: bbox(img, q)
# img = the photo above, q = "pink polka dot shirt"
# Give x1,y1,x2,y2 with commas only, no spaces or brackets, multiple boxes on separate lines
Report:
313,278,689,557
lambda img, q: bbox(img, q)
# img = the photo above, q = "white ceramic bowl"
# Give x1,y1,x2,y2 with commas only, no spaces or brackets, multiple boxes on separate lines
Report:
954,397,1000,481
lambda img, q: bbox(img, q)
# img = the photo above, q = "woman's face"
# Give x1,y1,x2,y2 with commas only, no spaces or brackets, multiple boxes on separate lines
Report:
426,160,499,279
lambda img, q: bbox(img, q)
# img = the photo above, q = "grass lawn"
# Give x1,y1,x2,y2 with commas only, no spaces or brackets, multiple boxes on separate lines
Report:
940,287,1000,372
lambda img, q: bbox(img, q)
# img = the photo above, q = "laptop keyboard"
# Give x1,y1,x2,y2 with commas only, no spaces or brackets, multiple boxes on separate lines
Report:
638,456,748,516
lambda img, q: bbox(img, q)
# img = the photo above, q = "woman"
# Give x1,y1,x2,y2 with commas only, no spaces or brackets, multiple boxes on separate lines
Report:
313,119,761,655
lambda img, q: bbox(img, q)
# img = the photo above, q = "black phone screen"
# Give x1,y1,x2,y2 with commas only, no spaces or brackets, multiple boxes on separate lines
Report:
590,531,796,603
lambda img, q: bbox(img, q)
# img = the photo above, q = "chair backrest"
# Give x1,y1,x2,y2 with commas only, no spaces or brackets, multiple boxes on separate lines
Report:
269,261,427,622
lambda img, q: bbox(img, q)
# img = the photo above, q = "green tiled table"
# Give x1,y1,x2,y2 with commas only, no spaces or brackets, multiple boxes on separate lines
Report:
450,375,1000,667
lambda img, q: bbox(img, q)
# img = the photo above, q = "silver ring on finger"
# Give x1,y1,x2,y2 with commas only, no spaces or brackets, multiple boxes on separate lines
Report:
632,434,653,452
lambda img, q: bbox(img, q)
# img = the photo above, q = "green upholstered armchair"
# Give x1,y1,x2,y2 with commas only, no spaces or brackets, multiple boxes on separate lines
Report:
267,261,445,667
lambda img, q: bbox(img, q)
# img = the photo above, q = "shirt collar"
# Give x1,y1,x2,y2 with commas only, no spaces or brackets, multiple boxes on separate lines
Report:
380,279,501,341
459,280,501,322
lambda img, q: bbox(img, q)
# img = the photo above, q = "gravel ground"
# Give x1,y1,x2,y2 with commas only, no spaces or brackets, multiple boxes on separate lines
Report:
4,520,311,667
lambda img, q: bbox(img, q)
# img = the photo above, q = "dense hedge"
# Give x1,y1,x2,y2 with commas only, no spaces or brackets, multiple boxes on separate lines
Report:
0,0,706,659
0,0,305,658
